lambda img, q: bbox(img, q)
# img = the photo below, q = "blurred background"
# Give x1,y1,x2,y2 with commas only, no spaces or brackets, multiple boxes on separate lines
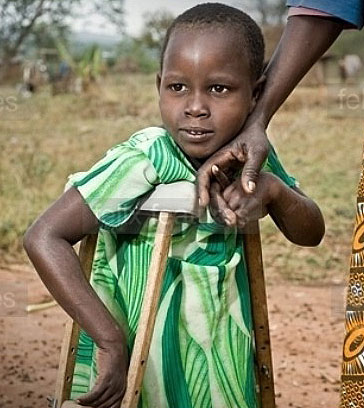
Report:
1,1,364,407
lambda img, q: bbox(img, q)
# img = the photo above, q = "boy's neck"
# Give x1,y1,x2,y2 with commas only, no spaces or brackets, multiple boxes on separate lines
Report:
186,155,204,170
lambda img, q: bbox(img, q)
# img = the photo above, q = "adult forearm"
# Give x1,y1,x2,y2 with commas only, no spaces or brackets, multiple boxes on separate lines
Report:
269,185,325,246
251,15,343,128
24,231,126,347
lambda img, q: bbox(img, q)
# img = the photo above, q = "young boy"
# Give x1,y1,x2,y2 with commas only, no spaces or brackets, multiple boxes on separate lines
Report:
24,4,325,408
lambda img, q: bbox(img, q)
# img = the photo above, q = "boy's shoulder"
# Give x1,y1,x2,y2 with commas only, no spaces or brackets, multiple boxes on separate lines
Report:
124,126,196,182
126,126,170,151
113,125,194,168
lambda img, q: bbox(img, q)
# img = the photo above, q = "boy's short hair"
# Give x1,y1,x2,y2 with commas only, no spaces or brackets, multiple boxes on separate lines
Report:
160,2,265,81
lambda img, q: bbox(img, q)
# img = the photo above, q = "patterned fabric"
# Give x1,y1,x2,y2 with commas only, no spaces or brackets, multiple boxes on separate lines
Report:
67,127,296,408
340,145,364,407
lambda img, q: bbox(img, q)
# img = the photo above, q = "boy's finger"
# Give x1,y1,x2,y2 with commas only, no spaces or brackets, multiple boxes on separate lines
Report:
110,401,123,408
210,183,236,226
90,387,117,408
99,386,126,408
77,382,107,405
211,165,230,189
236,198,262,222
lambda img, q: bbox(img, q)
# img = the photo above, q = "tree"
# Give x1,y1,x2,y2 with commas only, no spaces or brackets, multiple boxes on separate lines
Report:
25,21,70,54
138,10,175,53
0,0,80,61
92,0,124,30
0,0,125,63
237,0,287,25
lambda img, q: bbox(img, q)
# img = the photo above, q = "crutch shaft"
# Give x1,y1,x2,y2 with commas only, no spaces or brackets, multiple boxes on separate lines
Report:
121,211,175,408
244,221,275,408
55,234,98,406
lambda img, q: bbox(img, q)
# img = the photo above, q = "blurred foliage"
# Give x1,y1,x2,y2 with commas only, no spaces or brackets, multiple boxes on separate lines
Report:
55,40,105,89
330,29,364,60
116,36,159,74
113,10,174,74
24,21,70,56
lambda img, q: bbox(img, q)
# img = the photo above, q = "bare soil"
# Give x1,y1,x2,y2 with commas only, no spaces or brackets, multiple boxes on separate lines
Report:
0,262,346,408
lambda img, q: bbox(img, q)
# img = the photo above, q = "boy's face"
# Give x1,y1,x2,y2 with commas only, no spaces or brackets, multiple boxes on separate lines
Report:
157,27,256,161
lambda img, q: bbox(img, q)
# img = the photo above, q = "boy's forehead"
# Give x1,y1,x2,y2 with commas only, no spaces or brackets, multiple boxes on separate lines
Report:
164,26,249,72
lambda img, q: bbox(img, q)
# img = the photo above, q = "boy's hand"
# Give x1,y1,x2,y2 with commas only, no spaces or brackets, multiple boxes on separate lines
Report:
210,166,281,229
77,340,128,408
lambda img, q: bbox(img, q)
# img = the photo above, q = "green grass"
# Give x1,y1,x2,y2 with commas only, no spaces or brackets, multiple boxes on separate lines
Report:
1,74,361,283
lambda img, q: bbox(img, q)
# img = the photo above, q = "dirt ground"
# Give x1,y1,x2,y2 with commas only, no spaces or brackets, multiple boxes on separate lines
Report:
0,262,346,408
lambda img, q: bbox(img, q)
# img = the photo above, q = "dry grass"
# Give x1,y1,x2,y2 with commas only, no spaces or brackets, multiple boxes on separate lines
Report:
1,74,362,283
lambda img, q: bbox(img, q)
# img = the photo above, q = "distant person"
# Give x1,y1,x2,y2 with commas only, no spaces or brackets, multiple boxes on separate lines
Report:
24,4,324,407
339,54,362,82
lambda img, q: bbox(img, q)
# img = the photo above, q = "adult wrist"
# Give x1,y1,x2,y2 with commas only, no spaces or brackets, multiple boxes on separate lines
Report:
244,109,269,131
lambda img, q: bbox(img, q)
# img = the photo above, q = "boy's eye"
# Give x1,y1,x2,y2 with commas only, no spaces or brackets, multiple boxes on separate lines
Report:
210,85,229,94
169,83,187,92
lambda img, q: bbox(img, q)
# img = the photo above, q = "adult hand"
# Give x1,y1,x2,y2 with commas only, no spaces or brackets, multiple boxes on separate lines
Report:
77,339,128,408
198,121,269,207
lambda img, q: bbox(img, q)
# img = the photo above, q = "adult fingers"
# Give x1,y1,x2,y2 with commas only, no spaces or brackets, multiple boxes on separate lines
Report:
241,143,269,195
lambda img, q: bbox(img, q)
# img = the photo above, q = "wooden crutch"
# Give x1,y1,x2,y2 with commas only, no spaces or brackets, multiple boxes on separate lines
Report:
51,181,198,408
244,221,276,408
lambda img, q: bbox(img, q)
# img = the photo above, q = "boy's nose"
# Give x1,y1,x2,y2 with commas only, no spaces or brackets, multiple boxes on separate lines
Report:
184,93,210,118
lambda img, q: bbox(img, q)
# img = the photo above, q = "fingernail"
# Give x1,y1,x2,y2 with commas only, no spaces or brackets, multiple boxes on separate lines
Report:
212,165,219,173
224,214,232,225
248,181,255,192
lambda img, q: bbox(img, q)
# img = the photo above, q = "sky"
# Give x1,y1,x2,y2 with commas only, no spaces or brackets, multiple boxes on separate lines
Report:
123,0,242,36
72,0,245,37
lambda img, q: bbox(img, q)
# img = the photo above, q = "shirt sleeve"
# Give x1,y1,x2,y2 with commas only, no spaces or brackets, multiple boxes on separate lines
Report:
286,0,364,29
66,143,159,229
288,6,333,17
262,143,297,188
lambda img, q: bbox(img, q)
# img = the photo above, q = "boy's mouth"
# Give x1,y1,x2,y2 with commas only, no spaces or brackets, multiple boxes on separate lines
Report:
179,127,213,141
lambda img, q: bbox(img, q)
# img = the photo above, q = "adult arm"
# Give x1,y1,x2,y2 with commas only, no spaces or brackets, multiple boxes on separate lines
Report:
23,187,127,407
198,13,344,206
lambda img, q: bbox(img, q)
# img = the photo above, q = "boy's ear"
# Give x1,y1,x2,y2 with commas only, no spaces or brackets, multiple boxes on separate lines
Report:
156,73,161,94
249,74,266,113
